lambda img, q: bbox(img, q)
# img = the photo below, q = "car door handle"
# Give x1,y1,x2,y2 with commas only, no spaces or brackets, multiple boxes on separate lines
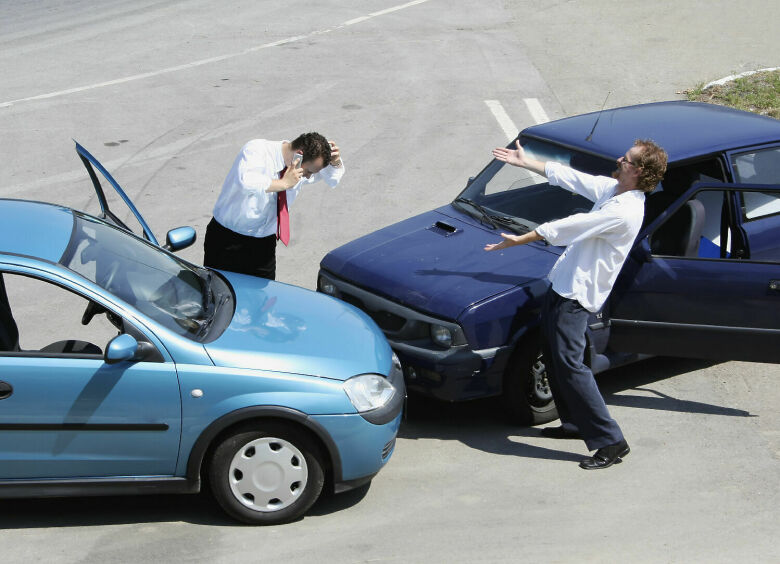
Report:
770,280,780,292
0,381,12,400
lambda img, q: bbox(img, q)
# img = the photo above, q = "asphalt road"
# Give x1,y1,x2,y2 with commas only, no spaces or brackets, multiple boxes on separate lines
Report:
1,1,780,562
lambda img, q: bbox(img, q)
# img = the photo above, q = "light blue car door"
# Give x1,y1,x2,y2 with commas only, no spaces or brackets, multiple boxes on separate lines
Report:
0,269,182,480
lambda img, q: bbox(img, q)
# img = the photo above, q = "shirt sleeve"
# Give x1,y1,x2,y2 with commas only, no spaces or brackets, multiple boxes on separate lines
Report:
314,159,346,188
546,161,615,202
236,141,277,193
536,208,627,247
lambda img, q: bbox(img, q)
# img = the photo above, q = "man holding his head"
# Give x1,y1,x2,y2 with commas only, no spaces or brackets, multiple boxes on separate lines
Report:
204,132,344,280
485,138,667,470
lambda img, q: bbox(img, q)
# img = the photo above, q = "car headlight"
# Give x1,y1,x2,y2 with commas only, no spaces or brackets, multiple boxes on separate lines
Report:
318,276,338,296
430,324,453,347
343,374,396,412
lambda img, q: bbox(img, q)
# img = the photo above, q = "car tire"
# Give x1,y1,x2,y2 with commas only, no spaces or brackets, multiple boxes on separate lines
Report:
208,422,325,525
500,339,558,426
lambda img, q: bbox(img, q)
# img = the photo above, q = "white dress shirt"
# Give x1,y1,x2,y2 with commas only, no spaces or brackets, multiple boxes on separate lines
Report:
535,162,645,312
212,139,345,238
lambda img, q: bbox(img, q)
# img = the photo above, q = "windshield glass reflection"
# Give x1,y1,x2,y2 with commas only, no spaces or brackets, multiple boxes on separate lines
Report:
60,214,212,339
456,137,616,229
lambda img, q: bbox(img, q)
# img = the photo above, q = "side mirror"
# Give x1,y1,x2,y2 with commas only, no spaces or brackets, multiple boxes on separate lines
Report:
104,334,138,364
164,226,196,252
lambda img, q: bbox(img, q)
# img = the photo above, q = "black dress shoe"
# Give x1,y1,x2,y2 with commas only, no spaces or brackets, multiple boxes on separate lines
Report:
579,439,630,470
540,426,582,440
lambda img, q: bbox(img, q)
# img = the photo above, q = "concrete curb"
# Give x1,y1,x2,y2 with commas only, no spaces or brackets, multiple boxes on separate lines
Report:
703,67,780,89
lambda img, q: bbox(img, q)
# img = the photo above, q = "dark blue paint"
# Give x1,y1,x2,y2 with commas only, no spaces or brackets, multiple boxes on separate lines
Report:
319,102,780,403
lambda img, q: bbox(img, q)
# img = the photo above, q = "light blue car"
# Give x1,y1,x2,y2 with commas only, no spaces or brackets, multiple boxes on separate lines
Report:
0,143,404,525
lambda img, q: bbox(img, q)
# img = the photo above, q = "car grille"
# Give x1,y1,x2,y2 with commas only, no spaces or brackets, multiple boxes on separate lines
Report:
382,438,396,459
338,293,406,332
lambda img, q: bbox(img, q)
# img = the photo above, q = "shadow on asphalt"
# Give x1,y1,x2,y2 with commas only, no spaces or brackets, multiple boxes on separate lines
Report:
0,472,370,530
399,356,754,459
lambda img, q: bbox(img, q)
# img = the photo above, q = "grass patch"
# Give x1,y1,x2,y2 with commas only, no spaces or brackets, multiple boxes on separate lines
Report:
684,69,780,119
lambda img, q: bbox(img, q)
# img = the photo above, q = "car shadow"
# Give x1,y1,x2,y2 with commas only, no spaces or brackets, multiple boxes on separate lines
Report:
398,356,753,461
0,479,371,530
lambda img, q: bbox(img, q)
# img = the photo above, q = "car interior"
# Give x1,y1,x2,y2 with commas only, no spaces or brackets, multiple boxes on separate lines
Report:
644,159,726,258
0,272,112,356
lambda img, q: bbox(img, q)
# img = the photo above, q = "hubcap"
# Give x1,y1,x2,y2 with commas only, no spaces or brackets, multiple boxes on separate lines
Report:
228,437,308,513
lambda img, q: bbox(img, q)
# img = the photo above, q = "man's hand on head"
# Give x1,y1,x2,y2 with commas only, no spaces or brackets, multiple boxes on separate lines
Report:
329,141,342,167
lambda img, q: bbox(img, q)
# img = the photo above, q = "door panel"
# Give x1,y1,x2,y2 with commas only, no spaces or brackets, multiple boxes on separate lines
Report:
0,356,180,479
0,270,181,480
609,183,780,363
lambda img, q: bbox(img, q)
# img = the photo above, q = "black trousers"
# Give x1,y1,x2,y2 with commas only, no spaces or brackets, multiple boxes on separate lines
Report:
203,218,277,280
541,287,624,451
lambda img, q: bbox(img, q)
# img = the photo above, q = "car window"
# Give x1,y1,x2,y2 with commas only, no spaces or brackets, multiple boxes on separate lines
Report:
648,188,780,262
0,272,118,356
731,147,780,221
59,214,213,339
457,138,615,228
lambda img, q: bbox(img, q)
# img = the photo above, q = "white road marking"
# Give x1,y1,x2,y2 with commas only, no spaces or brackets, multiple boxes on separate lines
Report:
523,97,549,124
0,0,431,109
486,98,550,182
484,100,519,142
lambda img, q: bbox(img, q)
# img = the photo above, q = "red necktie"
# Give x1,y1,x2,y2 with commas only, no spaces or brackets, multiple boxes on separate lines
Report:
277,167,290,246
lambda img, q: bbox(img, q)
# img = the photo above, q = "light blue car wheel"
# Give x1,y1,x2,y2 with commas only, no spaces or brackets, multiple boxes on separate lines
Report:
208,423,325,525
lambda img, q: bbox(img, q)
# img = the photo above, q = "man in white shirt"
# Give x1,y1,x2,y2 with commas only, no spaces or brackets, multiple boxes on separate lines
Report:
485,138,667,470
204,132,345,280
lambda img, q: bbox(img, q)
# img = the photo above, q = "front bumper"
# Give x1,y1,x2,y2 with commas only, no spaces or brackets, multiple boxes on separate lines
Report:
312,411,401,489
318,270,512,402
392,340,512,401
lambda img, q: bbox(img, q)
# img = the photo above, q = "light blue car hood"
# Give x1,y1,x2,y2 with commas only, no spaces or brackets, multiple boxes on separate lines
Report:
203,271,392,381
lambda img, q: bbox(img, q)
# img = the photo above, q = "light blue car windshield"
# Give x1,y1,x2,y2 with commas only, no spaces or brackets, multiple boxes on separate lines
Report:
60,214,210,338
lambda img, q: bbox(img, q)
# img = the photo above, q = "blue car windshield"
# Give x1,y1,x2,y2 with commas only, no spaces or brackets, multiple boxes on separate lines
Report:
456,137,616,230
60,214,212,339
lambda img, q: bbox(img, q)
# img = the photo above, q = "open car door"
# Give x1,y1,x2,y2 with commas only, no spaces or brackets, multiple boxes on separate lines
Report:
608,181,780,364
75,141,160,246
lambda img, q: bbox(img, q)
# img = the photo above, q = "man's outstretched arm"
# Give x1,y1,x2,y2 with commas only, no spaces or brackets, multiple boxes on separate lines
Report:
492,140,547,177
484,230,544,251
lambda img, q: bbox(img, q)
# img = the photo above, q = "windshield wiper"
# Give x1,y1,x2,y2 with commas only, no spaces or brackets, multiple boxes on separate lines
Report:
453,198,497,229
200,269,215,315
196,294,229,338
489,215,531,233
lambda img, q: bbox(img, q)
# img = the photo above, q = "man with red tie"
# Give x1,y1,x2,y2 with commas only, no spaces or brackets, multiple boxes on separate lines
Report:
204,132,344,280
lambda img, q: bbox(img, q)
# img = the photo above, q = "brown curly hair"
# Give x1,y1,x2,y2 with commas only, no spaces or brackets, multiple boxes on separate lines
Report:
633,139,668,193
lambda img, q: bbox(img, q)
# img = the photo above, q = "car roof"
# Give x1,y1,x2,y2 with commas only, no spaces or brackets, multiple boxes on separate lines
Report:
523,101,780,164
0,199,75,263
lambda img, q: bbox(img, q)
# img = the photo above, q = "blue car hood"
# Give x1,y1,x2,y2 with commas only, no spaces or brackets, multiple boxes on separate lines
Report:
320,207,559,320
204,273,392,381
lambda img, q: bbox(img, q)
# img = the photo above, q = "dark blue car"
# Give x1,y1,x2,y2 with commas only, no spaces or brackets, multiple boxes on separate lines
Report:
317,101,780,424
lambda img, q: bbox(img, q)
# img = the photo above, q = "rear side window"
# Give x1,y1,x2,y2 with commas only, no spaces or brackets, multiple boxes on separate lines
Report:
731,147,780,221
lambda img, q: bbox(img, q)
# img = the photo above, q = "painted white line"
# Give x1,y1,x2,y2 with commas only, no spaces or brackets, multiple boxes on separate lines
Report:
703,67,779,89
523,97,549,124
0,0,431,109
484,100,519,142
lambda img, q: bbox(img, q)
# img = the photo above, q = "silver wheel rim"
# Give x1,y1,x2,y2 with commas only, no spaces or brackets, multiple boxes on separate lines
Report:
228,436,309,513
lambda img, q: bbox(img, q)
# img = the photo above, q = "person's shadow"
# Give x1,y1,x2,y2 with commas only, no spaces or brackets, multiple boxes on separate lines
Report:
399,356,752,461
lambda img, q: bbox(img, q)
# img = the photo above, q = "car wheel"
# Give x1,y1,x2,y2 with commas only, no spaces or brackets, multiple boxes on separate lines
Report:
208,423,325,525
501,339,558,425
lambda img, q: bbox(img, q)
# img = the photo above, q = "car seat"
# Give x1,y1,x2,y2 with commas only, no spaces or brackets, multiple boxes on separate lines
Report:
650,199,706,257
